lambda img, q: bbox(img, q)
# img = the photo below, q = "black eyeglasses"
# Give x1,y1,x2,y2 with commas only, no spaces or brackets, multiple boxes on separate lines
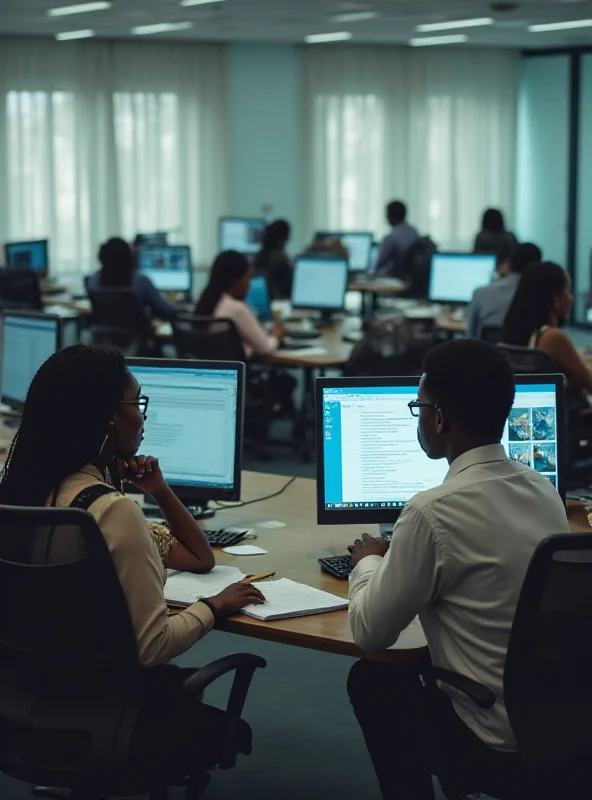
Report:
119,394,149,417
408,400,440,418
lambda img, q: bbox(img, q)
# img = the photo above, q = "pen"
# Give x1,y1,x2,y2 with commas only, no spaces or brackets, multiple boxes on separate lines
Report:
243,571,276,583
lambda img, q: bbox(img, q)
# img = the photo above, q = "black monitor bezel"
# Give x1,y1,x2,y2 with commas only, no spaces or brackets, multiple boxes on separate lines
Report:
4,239,49,278
218,216,267,254
137,244,193,294
126,357,245,502
291,255,349,312
428,251,497,305
0,310,61,411
315,372,566,526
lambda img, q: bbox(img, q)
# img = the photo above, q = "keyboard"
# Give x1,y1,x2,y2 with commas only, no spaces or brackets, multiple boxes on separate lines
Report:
285,329,321,341
281,340,315,351
204,529,250,547
318,555,353,580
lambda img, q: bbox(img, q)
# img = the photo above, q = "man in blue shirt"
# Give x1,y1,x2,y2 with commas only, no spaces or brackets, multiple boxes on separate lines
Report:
375,200,420,277
467,242,542,339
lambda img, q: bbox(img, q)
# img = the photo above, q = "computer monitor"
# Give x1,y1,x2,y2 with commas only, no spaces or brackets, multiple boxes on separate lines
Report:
315,373,565,525
1,311,60,411
428,253,496,304
314,232,374,273
126,358,245,505
219,217,266,255
4,240,49,277
246,275,272,320
138,245,192,293
370,243,379,272
291,257,349,315
135,232,168,248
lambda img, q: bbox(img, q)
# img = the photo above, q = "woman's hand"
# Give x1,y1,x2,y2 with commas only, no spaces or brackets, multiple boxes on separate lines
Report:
272,323,286,342
208,582,266,617
119,455,168,497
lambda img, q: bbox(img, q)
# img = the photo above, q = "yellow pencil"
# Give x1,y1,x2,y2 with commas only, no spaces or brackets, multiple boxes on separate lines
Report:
243,571,276,583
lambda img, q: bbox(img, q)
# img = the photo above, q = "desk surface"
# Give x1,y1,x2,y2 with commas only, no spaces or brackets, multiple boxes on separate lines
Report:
264,326,354,368
435,313,467,334
349,277,407,296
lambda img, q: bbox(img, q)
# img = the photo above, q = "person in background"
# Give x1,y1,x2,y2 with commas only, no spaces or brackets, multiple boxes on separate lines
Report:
374,200,420,277
88,237,177,322
502,261,592,394
253,219,293,300
467,242,542,339
347,339,569,800
195,250,284,357
474,208,519,265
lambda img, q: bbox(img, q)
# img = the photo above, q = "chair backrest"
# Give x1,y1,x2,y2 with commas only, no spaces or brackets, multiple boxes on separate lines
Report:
403,237,436,298
173,314,246,361
481,325,503,345
504,533,592,791
88,287,151,351
497,343,558,374
0,269,42,311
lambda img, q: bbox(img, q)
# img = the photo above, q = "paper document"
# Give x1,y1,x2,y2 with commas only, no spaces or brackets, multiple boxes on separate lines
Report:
241,578,348,621
164,566,245,606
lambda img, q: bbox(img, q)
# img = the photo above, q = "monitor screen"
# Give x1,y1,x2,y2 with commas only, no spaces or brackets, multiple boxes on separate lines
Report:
428,253,496,304
4,240,49,274
1,313,59,409
219,217,266,254
370,243,379,272
246,275,272,320
138,246,192,292
135,232,168,248
126,359,245,501
340,233,374,272
291,257,349,311
316,374,565,525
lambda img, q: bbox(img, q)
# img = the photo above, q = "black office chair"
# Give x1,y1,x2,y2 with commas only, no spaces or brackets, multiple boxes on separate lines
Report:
497,343,558,373
481,325,503,345
88,288,154,356
0,268,43,311
173,314,247,361
0,504,266,800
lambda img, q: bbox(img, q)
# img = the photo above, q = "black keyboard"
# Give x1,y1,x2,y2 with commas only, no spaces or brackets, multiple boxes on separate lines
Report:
319,555,353,580
285,329,321,341
281,340,315,351
204,529,249,547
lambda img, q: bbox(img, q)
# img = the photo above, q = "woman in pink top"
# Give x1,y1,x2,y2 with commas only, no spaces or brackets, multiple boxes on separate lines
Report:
194,250,284,357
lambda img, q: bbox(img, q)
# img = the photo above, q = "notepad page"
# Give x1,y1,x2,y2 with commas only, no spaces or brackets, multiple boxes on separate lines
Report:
164,566,245,606
240,578,348,621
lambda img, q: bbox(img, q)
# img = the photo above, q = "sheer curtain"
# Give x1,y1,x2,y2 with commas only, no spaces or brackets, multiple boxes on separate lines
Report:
0,38,227,280
303,47,519,250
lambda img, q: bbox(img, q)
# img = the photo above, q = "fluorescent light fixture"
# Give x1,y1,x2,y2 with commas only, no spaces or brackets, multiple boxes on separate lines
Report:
409,34,468,46
48,2,110,16
305,31,352,43
132,21,194,35
55,28,95,39
181,0,224,5
416,17,493,32
333,11,377,23
528,18,592,32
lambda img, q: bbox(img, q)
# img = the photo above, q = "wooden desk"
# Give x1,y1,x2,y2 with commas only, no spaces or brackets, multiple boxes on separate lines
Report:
43,295,91,315
349,277,407,316
435,313,467,335
263,325,353,369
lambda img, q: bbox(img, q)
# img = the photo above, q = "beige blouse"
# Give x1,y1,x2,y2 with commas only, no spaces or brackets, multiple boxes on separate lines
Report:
46,465,214,667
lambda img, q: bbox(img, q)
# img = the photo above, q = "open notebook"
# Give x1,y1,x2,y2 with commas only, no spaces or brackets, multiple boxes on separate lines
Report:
164,566,245,606
241,578,348,621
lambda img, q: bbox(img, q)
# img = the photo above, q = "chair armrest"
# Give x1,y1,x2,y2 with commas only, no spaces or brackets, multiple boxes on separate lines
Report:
181,653,267,718
420,665,496,709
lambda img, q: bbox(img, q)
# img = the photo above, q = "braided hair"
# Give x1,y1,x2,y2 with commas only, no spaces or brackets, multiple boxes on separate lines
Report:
0,344,130,507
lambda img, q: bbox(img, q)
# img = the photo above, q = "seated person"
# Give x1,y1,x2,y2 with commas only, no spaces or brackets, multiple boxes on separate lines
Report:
374,200,420,277
502,261,592,395
253,219,293,300
474,208,519,265
0,344,265,668
347,339,568,800
88,237,177,322
467,242,542,339
195,250,284,357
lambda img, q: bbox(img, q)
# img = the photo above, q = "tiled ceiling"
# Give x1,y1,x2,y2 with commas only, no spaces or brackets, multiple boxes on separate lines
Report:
1,0,592,48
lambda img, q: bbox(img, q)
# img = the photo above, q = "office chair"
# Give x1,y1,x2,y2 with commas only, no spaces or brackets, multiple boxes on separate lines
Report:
88,288,154,356
481,325,503,345
497,343,558,374
0,504,266,800
173,314,246,362
0,268,43,311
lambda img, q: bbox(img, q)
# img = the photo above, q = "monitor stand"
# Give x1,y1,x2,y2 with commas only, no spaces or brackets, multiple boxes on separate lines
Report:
379,522,395,540
316,310,337,328
142,494,216,520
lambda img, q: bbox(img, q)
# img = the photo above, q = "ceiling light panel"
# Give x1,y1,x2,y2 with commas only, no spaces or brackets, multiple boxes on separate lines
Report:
48,2,110,16
528,19,592,32
416,17,493,33
305,31,352,43
55,28,95,39
409,34,468,47
132,22,194,35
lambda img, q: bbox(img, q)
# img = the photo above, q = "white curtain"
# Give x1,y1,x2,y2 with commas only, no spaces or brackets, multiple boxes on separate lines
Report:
0,37,227,280
303,46,520,250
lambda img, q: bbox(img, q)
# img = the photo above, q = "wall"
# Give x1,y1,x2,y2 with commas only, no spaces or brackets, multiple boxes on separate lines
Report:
227,44,303,251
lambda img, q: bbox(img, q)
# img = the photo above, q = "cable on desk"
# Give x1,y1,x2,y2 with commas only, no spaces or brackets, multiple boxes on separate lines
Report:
213,476,296,511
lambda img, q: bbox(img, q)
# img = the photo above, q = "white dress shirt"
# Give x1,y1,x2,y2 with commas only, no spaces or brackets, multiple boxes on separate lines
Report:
214,293,278,358
349,445,569,751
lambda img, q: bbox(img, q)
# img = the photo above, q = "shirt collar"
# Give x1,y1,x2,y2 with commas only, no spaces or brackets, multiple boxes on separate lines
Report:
444,444,507,483
82,463,107,482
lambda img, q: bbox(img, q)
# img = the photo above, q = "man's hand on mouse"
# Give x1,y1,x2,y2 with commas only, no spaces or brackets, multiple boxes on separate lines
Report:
349,532,390,567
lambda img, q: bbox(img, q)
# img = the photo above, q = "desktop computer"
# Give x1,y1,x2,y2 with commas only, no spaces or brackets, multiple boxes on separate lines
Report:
1,311,60,411
291,256,349,321
315,373,565,530
246,275,272,320
126,358,245,515
135,232,168,248
138,245,192,293
314,232,374,273
4,240,49,278
219,217,266,255
428,253,496,305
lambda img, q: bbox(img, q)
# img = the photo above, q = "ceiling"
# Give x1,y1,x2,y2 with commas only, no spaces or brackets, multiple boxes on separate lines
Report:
2,0,592,49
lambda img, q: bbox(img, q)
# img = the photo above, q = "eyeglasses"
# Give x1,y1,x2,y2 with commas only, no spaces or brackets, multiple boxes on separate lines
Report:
119,394,149,417
408,400,440,418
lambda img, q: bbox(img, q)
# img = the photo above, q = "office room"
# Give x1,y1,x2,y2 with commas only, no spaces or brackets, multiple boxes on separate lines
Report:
2,0,592,798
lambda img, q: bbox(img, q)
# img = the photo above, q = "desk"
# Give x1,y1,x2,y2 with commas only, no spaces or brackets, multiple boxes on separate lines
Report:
349,277,407,316
43,295,91,315
435,313,467,336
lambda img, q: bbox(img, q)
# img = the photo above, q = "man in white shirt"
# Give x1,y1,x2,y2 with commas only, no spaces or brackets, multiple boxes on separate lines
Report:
347,339,569,799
